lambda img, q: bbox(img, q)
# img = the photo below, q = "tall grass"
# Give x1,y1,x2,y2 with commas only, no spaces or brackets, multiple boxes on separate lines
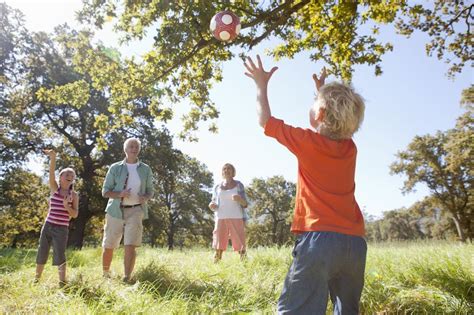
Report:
0,241,472,314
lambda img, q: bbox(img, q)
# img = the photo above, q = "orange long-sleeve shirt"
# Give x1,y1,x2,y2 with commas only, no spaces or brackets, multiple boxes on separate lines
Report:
264,117,365,236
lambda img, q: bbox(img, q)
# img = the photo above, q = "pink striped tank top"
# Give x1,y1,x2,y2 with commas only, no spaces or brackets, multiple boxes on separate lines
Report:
45,189,72,227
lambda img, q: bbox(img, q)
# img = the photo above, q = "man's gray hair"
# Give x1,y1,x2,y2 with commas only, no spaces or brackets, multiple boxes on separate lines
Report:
123,137,141,151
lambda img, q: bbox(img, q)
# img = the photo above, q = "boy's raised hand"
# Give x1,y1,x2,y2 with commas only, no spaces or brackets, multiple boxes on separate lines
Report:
312,67,327,92
244,55,278,88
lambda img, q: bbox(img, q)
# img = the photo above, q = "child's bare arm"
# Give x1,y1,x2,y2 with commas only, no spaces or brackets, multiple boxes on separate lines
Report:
244,55,278,128
64,191,79,218
43,149,59,193
312,67,327,92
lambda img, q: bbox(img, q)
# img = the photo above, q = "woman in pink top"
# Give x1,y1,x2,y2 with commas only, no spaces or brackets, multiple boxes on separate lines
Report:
209,163,248,263
35,149,79,286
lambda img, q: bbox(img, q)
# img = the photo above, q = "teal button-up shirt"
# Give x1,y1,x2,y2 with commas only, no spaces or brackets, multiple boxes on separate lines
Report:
102,159,154,220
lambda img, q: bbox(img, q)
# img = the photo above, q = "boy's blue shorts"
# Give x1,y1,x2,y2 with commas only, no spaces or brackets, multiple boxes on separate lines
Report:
277,231,367,315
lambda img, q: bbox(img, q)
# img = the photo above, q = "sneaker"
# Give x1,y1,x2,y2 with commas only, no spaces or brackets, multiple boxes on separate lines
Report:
103,271,112,279
58,280,67,288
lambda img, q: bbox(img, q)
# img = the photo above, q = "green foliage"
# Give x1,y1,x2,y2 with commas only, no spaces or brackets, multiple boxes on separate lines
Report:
0,168,49,247
246,176,296,246
460,85,474,105
1,4,222,247
390,103,473,241
0,242,472,313
379,208,423,241
396,2,473,78
0,4,40,169
365,195,459,243
159,154,214,249
136,126,214,249
77,0,471,88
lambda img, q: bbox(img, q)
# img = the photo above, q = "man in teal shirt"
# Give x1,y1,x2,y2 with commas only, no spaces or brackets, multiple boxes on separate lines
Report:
101,137,154,283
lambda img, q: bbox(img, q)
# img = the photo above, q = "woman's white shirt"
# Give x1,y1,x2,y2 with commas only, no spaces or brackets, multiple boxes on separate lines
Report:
215,186,243,219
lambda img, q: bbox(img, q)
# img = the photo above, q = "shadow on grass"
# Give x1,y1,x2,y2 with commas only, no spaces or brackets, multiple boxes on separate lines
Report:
0,247,96,273
62,274,117,307
135,261,217,298
0,248,37,273
134,261,263,312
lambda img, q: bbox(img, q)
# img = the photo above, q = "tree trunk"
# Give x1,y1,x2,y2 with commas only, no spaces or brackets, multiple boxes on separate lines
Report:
460,213,473,242
451,215,466,242
150,232,156,247
11,235,18,248
167,229,174,250
168,215,175,250
67,193,92,249
278,223,285,246
67,157,97,249
272,221,277,244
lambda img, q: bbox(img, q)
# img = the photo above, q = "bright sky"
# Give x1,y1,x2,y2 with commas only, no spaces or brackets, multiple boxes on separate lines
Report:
7,0,473,217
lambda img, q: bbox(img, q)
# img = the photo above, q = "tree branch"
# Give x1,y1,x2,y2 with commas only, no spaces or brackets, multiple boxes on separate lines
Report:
446,4,473,29
40,103,79,151
151,38,211,83
245,0,312,49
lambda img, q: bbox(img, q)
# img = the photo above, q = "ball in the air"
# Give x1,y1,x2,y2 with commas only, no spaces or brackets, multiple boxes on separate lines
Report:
210,11,241,42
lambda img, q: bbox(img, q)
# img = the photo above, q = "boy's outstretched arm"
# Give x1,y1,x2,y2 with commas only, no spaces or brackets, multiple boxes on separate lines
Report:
312,67,327,92
244,55,278,128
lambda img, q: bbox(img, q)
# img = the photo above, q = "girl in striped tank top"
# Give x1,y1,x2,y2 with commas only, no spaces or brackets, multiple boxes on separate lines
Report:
35,149,79,286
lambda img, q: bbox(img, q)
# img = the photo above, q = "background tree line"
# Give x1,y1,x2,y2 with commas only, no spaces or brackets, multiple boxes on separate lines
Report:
1,91,471,247
0,102,471,247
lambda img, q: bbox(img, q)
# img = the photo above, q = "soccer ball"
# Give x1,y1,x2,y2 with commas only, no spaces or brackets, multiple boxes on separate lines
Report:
210,11,241,42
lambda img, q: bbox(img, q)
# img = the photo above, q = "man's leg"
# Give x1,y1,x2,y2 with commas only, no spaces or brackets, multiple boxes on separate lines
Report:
102,213,124,277
124,245,137,280
123,206,143,281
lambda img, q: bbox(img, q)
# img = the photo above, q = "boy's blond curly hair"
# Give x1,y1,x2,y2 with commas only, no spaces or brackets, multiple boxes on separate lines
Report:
316,82,365,139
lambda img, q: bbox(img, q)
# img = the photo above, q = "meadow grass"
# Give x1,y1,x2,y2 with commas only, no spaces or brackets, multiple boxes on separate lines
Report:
0,241,472,314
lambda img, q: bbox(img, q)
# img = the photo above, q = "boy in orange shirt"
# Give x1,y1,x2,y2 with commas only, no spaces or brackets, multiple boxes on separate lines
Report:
245,55,367,314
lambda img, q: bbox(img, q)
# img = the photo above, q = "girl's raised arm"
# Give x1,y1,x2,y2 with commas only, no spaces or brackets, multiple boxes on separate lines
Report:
43,149,58,193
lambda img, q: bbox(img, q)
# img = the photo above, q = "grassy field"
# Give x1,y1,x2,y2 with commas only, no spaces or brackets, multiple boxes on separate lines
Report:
0,241,472,314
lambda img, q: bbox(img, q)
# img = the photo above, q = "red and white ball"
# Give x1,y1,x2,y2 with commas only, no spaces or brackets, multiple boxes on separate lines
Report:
210,11,241,42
